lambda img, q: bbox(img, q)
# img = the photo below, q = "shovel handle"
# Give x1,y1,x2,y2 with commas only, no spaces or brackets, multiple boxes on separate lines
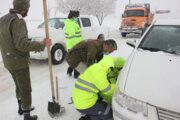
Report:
56,76,59,103
42,0,55,102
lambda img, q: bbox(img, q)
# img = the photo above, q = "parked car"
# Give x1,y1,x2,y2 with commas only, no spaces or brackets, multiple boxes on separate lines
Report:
28,16,105,65
113,19,180,120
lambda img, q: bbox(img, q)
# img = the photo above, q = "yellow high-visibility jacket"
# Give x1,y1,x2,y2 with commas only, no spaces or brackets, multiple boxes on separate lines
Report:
64,19,83,50
72,56,116,110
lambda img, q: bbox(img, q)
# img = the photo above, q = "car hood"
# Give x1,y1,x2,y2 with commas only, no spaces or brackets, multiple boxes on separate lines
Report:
28,28,65,41
124,50,180,112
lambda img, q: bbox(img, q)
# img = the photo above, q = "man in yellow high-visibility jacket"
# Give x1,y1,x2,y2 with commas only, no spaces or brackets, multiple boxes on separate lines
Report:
64,10,83,78
72,56,125,120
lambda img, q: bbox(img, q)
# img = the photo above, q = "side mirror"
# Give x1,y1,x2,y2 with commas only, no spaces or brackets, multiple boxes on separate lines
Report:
126,39,136,48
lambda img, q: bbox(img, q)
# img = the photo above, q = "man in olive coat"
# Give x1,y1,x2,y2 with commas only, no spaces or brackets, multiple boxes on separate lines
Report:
0,0,51,120
66,39,117,74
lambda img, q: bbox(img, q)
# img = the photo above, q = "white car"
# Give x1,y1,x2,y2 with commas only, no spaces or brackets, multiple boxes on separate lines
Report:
113,19,180,120
28,16,105,65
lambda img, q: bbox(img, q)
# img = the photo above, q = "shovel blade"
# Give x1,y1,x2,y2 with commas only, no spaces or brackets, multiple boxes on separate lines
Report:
48,101,60,117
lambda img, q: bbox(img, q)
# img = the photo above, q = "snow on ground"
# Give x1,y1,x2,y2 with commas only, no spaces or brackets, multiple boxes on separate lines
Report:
0,28,137,120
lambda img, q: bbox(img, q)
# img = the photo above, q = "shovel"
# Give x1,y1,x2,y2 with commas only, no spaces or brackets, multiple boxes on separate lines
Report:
42,0,64,117
48,77,65,117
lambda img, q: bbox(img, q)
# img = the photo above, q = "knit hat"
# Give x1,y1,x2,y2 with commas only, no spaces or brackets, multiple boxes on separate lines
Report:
13,0,30,13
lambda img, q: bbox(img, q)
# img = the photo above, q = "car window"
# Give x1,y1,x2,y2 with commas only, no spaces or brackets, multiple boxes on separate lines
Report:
124,10,144,17
139,25,180,53
81,18,91,27
38,18,66,29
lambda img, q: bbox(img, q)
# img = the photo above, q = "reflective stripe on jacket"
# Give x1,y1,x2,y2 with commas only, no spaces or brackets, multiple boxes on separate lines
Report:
72,56,115,110
64,19,83,50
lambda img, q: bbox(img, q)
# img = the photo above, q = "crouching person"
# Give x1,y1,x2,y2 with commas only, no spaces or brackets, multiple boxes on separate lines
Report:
72,56,125,120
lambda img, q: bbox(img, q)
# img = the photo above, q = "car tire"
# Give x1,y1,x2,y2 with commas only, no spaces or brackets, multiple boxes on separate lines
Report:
51,44,66,65
141,24,148,36
121,33,127,37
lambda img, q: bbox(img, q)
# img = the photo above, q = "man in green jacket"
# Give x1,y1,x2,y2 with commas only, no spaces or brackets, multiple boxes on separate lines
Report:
0,0,51,120
64,10,83,78
72,56,125,120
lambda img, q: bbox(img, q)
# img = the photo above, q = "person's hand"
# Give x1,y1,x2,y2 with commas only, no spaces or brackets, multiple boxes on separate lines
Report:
43,38,52,47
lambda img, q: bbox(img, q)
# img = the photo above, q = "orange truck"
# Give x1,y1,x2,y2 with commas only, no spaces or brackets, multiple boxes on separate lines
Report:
120,3,154,37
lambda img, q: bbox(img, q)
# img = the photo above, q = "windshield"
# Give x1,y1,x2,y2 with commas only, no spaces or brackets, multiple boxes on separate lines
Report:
38,18,66,29
124,10,144,17
139,25,180,54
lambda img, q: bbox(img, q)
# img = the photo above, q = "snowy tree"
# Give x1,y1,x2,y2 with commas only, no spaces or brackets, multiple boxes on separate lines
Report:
54,0,116,25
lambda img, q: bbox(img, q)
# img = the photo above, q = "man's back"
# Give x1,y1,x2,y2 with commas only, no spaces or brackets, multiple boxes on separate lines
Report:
66,39,103,69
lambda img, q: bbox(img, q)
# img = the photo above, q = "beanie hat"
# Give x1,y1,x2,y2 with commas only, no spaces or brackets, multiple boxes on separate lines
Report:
13,0,30,13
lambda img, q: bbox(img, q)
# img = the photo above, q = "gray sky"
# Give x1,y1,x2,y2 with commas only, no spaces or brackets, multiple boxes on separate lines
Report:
0,0,180,19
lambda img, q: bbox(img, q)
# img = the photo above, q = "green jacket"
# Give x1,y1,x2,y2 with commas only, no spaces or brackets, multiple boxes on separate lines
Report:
0,9,45,70
72,56,116,110
64,19,83,50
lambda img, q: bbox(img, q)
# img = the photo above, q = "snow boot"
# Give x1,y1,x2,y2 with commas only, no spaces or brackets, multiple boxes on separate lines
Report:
18,100,35,115
67,66,73,76
74,70,80,78
24,110,38,120
79,115,91,120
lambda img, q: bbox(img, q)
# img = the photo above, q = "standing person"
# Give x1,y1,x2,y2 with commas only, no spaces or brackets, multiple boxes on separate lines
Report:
66,39,117,74
0,0,52,120
72,56,125,120
64,10,83,78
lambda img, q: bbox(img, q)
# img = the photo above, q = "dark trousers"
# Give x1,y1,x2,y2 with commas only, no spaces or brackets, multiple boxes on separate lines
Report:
77,101,113,120
8,67,32,110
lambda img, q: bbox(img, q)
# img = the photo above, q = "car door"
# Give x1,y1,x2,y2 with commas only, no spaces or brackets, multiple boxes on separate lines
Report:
80,17,96,40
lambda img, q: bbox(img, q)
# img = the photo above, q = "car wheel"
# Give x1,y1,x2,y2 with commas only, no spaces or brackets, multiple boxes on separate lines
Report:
97,34,105,41
121,33,127,37
141,25,148,36
51,44,66,65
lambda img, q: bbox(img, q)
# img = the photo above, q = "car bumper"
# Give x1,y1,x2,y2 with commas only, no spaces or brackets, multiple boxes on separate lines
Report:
112,97,159,120
120,28,143,34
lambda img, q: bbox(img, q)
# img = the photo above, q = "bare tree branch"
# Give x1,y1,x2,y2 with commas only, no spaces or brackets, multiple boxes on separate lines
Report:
53,0,116,25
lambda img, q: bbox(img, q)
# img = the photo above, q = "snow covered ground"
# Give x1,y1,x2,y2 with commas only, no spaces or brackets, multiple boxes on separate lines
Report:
0,29,136,120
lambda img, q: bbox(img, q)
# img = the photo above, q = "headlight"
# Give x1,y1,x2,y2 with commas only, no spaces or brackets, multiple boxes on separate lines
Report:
114,87,148,117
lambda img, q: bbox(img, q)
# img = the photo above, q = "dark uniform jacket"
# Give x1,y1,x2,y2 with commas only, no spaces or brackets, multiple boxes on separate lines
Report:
66,39,104,69
0,9,45,70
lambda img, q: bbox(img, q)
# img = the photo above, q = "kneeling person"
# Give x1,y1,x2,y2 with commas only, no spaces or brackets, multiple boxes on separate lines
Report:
72,56,125,120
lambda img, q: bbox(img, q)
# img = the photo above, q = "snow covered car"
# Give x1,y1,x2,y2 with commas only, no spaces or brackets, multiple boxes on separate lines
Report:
112,19,180,120
28,16,105,65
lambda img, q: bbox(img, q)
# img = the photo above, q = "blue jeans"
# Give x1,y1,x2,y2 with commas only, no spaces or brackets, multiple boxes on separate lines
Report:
77,101,113,120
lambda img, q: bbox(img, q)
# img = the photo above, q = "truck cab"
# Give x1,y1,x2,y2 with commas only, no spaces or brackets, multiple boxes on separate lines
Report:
120,3,154,37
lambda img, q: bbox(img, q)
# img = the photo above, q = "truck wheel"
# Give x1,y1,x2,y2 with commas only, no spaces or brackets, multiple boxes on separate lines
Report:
97,34,105,41
141,25,148,36
121,33,127,37
51,44,66,65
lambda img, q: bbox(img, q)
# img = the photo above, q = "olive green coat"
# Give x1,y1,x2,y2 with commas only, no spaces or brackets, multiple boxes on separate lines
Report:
0,9,45,70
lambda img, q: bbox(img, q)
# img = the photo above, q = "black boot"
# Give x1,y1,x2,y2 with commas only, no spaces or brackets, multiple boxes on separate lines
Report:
74,70,80,78
18,100,23,115
79,115,91,120
24,110,38,120
67,66,73,76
